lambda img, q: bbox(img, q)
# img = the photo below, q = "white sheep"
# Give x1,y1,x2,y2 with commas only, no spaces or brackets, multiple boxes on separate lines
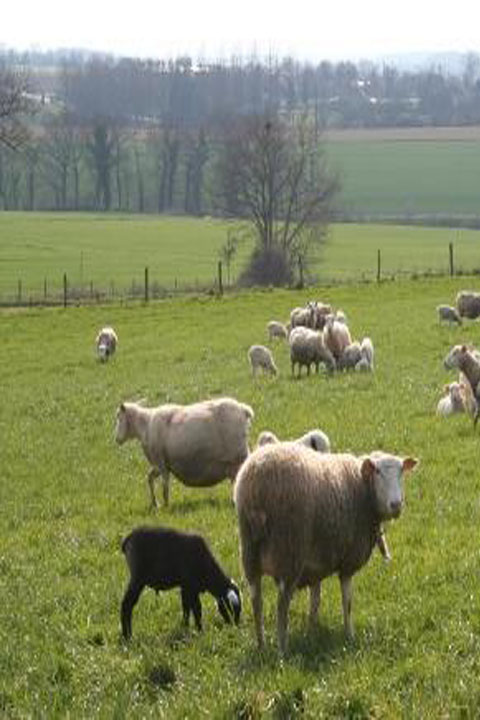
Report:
355,337,375,372
456,291,480,319
289,327,336,376
437,305,462,325
338,341,362,371
436,381,469,416
267,321,288,341
115,397,254,507
248,345,278,378
256,429,331,453
234,443,418,654
323,316,352,362
290,305,314,329
96,326,118,362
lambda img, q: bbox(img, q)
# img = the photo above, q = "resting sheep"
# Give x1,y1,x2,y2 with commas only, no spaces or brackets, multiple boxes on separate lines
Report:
234,443,418,654
267,321,288,341
444,345,480,424
248,345,278,378
437,305,462,326
289,327,336,377
96,326,118,362
456,291,480,319
115,397,254,507
256,429,331,453
436,381,469,416
121,526,242,639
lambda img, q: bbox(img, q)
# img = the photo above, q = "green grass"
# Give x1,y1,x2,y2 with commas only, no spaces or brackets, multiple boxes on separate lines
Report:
2,212,480,301
3,277,480,716
327,139,480,217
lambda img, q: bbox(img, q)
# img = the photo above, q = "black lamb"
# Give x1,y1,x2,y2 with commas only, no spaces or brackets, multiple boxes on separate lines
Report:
120,526,242,639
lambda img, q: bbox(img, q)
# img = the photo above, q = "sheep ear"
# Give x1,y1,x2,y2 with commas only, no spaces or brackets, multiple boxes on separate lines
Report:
402,457,418,473
120,403,126,412
361,458,376,482
461,345,468,352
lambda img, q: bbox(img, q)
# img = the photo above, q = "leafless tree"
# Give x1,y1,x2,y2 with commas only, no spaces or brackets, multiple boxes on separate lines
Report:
0,65,33,150
217,113,340,285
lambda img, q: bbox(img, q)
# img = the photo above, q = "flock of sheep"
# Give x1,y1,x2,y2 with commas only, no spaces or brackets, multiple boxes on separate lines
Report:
93,288,479,655
248,300,375,380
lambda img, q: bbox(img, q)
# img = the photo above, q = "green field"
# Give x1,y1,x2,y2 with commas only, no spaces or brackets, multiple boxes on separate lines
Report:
2,212,480,301
326,127,480,218
2,277,480,716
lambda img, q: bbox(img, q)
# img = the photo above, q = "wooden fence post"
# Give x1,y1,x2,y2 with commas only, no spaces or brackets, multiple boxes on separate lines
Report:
63,273,67,308
218,261,223,296
44,278,47,302
144,267,149,303
17,279,22,304
449,242,454,277
377,249,381,282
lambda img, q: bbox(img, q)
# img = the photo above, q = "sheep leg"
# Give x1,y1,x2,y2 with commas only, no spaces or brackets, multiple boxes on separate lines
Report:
308,581,321,626
277,581,294,656
191,594,203,630
147,468,160,509
161,470,171,507
121,580,144,640
250,576,265,650
340,575,354,639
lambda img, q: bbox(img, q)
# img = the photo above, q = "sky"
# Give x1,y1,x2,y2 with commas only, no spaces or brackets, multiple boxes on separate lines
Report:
2,0,480,63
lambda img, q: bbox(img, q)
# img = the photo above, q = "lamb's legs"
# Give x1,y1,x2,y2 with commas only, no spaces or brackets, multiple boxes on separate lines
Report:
121,580,144,640
277,581,294,656
308,580,321,626
181,588,202,630
340,575,354,639
250,576,265,650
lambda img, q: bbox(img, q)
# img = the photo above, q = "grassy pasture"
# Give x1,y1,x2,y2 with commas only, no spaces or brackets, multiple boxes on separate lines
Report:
2,277,480,717
2,212,480,301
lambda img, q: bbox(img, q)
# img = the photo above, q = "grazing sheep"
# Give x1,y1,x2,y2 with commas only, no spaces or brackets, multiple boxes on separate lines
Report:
121,526,242,639
115,397,254,507
256,429,331,453
267,321,288,341
289,327,336,377
444,345,480,423
437,305,462,326
436,381,468,416
355,337,375,373
248,345,278,378
323,317,352,362
96,326,118,362
338,341,362,371
234,443,418,654
456,291,480,319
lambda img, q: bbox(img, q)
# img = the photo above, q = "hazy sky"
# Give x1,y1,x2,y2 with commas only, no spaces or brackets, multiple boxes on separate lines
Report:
2,0,480,62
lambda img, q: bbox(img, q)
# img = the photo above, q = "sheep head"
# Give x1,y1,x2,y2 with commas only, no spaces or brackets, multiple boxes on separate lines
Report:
361,453,418,520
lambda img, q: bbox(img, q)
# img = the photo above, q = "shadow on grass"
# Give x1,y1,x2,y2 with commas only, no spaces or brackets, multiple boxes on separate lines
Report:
171,494,227,516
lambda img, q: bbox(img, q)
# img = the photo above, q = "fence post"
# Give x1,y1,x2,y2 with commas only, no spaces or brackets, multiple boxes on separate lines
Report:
44,278,47,302
63,273,67,308
17,279,22,304
449,242,454,277
218,261,223,296
144,267,149,303
377,249,381,282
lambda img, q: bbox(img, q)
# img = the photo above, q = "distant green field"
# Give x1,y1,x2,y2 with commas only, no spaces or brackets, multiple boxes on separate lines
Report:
327,138,480,217
2,212,480,301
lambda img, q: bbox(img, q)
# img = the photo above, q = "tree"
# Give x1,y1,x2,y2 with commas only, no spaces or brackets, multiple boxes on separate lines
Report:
0,64,32,150
216,114,340,286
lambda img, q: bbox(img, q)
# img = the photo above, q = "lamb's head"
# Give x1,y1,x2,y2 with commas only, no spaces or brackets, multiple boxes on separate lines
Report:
217,580,242,625
115,403,136,444
361,453,418,520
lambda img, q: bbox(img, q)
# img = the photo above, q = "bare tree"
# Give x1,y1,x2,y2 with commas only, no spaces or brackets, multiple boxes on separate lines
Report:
0,65,32,150
216,114,340,285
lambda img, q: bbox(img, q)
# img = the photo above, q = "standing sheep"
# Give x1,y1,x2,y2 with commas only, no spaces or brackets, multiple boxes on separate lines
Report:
234,443,418,654
456,291,480,319
289,327,336,377
444,344,480,424
323,317,352,362
355,337,375,373
115,397,254,507
248,345,278,378
338,341,362,371
437,305,462,326
96,326,118,362
121,526,242,639
267,321,288,341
